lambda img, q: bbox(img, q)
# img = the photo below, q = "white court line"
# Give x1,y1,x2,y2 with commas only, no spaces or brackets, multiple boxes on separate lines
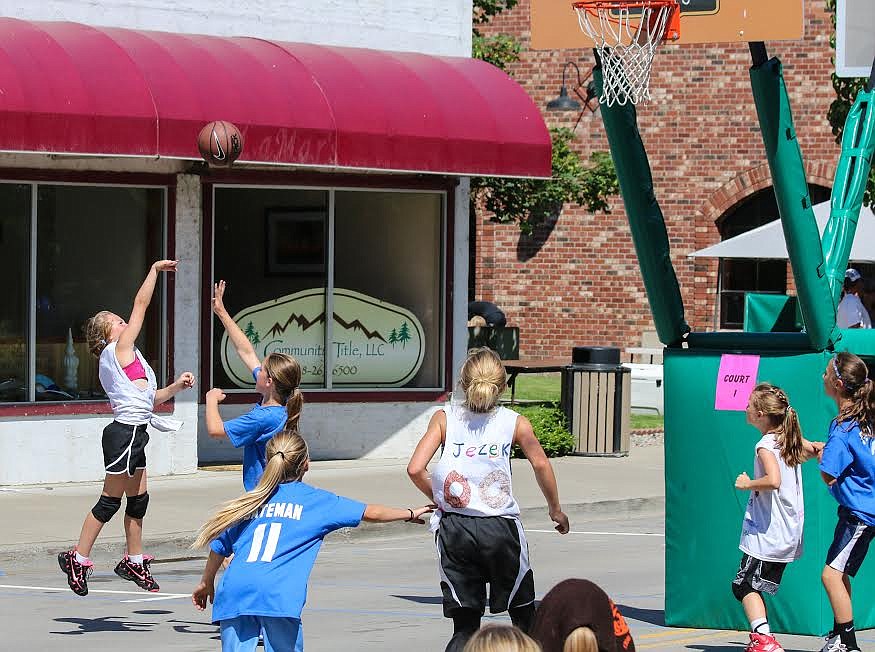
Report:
0,583,189,598
120,595,190,603
525,530,664,537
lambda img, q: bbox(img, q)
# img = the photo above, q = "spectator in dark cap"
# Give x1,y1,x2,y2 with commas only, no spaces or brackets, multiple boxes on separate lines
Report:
530,579,635,652
468,301,507,328
836,268,871,329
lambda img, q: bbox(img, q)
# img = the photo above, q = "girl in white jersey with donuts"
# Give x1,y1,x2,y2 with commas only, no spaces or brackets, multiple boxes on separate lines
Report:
58,260,196,597
408,347,570,652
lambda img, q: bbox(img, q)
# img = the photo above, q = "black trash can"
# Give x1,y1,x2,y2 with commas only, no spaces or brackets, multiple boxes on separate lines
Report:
560,346,631,457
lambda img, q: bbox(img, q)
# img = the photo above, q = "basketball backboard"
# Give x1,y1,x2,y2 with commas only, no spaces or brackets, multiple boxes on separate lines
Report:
836,0,874,78
530,0,804,50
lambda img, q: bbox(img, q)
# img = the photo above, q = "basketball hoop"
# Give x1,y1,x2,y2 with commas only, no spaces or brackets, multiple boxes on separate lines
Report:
572,0,681,106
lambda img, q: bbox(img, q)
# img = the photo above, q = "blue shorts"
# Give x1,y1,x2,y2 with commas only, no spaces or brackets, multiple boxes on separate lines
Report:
826,506,875,577
220,616,303,652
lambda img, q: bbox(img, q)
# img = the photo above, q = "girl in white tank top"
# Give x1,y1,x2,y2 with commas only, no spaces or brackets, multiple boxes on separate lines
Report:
408,348,570,652
58,260,196,598
731,383,821,652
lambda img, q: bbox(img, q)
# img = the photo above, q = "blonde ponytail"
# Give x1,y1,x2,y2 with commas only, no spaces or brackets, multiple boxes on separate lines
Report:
83,311,113,358
193,432,309,548
460,347,507,413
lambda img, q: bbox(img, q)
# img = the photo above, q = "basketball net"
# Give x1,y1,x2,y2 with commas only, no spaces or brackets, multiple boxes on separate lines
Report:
573,0,682,106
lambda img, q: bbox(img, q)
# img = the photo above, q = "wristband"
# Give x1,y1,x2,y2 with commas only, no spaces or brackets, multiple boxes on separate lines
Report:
405,508,415,522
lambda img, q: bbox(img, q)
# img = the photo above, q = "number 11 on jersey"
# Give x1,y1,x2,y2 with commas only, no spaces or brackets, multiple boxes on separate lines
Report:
247,523,282,562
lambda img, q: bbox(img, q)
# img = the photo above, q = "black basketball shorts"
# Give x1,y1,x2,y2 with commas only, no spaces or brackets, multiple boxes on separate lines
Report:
732,553,788,596
435,512,535,617
826,506,875,577
102,421,149,477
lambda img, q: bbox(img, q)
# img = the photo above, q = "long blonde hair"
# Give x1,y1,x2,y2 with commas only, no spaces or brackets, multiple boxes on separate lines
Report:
463,624,542,652
193,432,309,548
748,383,805,467
832,352,875,436
460,347,507,413
562,627,598,652
83,310,114,357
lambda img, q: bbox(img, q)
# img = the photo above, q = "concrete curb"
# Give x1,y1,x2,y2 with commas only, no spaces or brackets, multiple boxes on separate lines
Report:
0,496,664,569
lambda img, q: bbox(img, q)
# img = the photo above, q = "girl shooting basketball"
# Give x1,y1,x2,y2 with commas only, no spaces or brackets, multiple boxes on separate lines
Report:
58,260,196,596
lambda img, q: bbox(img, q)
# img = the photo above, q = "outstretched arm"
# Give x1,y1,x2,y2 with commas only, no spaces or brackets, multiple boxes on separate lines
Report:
116,260,177,365
514,416,569,534
407,410,445,502
213,280,260,372
153,372,196,407
362,504,433,523
192,551,224,611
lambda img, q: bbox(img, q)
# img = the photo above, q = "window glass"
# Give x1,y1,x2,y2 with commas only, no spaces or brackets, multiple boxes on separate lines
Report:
36,185,165,401
334,191,443,388
0,185,31,403
212,188,329,390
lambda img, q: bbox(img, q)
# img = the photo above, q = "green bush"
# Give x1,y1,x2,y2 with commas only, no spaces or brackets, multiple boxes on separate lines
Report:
511,405,574,458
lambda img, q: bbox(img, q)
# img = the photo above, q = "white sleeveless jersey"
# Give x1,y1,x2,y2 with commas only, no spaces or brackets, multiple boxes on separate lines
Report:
739,433,805,562
98,342,180,432
430,404,521,519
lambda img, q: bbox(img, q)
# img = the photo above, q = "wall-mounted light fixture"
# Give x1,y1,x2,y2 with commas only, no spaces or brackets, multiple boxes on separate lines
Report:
546,61,599,126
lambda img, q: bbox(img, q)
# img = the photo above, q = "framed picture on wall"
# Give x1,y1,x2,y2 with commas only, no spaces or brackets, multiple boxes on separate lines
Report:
264,208,326,276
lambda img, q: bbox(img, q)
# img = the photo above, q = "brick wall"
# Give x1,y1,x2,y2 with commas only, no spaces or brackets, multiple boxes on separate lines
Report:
475,0,839,356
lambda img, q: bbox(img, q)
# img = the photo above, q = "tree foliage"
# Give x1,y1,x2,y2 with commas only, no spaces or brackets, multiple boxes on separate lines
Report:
825,0,874,206
470,1,618,233
472,129,619,235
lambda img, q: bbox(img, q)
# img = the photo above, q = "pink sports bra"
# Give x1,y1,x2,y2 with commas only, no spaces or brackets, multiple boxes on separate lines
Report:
122,356,147,382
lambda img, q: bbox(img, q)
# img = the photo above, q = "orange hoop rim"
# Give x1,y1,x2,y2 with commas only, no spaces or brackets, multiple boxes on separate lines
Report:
572,0,681,42
572,0,679,10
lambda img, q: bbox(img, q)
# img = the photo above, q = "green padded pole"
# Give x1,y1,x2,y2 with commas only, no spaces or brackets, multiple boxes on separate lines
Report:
594,66,690,346
821,87,875,303
749,54,838,350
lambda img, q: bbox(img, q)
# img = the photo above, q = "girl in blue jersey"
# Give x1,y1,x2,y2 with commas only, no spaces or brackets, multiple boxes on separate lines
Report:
192,431,433,652
206,280,303,490
818,353,875,652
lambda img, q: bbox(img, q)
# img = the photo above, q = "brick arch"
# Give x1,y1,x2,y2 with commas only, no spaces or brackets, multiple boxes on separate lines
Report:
699,161,835,227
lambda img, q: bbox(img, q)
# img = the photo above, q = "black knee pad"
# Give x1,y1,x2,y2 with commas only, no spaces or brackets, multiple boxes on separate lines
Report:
732,580,757,602
92,495,122,523
125,492,149,519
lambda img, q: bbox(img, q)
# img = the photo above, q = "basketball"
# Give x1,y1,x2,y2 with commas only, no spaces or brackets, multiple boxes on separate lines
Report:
197,121,243,167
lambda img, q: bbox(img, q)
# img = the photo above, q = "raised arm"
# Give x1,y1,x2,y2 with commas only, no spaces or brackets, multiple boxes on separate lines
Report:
212,280,260,372
514,415,569,534
116,260,177,365
407,410,445,502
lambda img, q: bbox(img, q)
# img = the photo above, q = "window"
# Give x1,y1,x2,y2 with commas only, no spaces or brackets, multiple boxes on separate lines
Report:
211,186,445,392
716,185,830,329
0,182,167,404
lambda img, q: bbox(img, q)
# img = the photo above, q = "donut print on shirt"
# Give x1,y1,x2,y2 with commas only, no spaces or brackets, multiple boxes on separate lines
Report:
443,470,472,509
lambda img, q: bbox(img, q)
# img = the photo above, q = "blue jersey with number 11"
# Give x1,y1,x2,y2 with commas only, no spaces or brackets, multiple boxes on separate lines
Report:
210,481,366,622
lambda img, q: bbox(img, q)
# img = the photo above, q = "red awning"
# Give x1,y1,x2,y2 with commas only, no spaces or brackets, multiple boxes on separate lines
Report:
0,19,551,178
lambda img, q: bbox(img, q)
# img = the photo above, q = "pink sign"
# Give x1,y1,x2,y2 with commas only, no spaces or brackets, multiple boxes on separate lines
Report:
715,354,761,411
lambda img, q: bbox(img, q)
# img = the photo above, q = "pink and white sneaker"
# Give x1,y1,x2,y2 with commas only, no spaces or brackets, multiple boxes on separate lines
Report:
113,554,159,592
746,632,785,652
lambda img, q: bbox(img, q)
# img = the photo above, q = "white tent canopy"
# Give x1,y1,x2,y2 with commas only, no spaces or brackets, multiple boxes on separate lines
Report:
690,200,875,262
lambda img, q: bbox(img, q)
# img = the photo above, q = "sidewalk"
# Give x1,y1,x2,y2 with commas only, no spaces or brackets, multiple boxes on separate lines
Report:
0,444,664,565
